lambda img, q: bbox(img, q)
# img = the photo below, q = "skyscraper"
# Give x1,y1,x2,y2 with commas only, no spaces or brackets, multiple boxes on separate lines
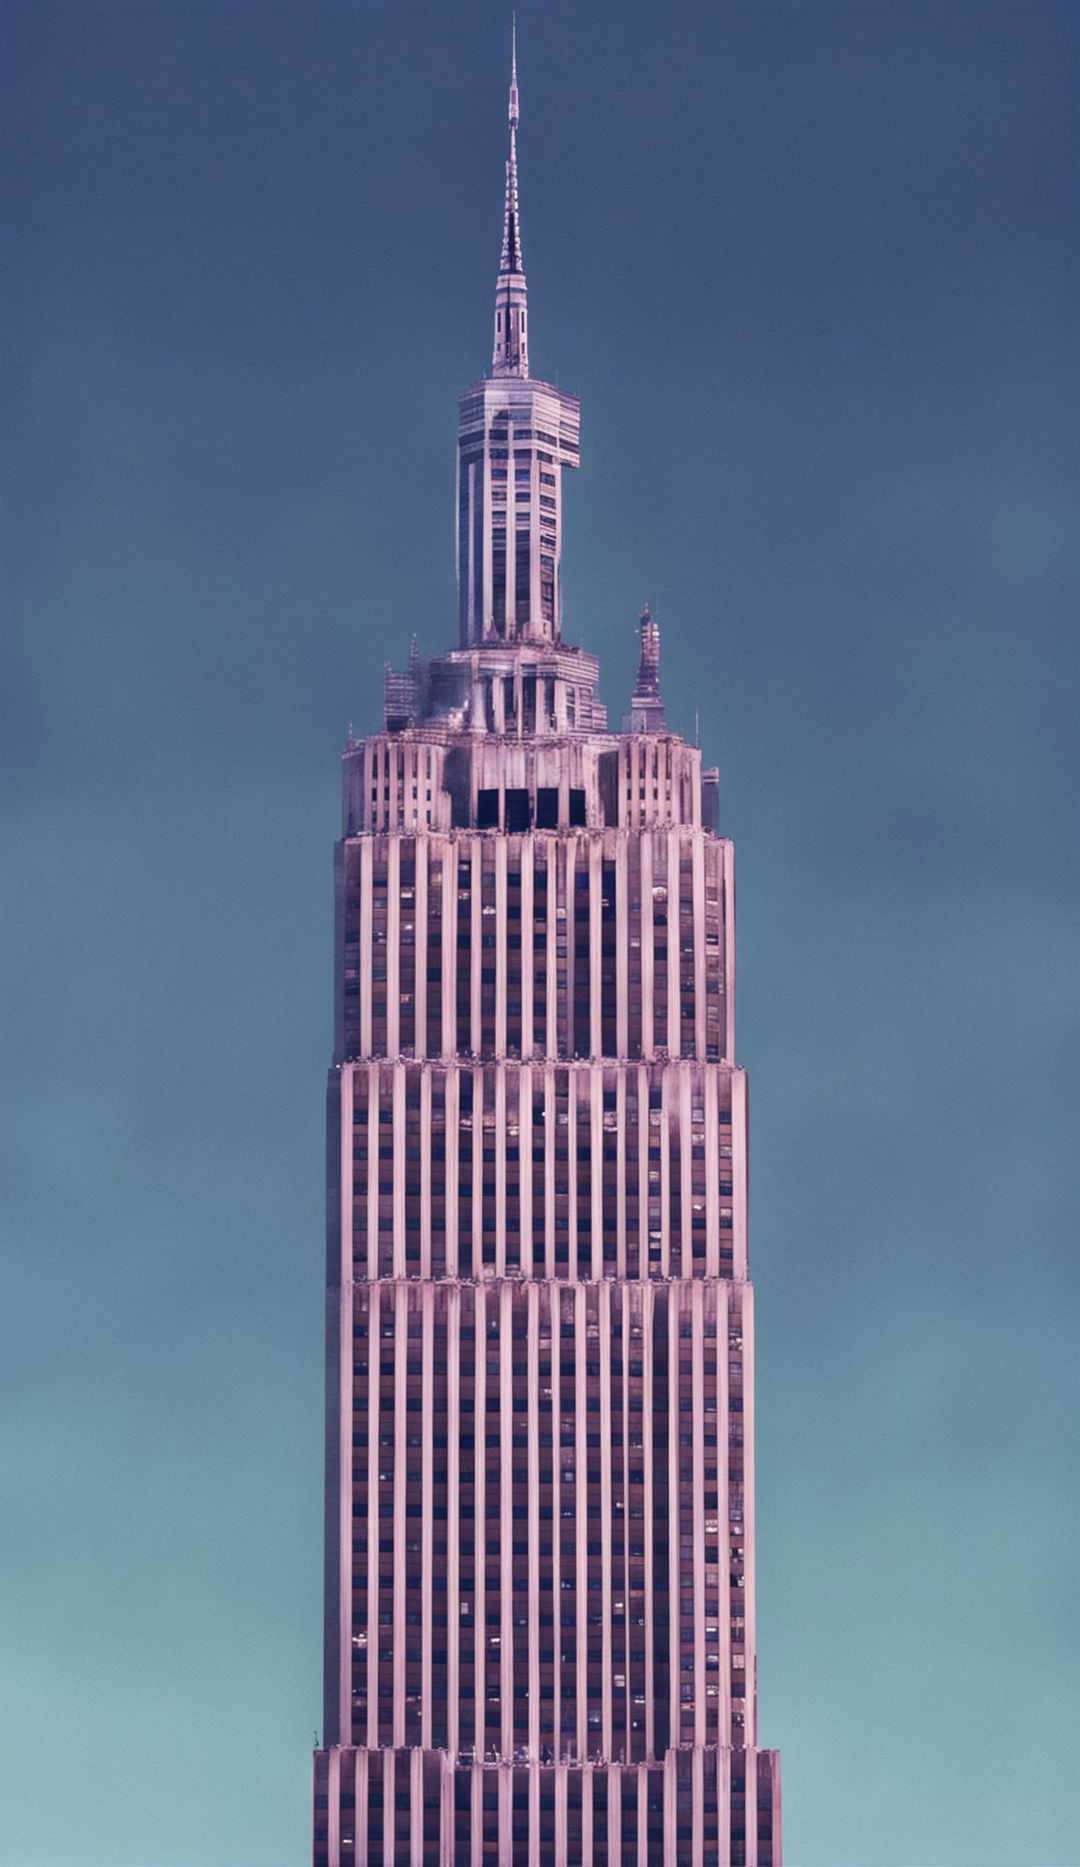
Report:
313,42,782,1866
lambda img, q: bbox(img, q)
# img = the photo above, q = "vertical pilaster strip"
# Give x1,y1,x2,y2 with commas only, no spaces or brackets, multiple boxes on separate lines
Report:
556,1764,568,1867
382,1750,394,1865
719,1279,732,1751
470,833,482,1055
642,1281,656,1765
469,1758,483,1867
550,1287,563,1761
718,1743,732,1867
615,831,629,1058
659,1071,671,1280
574,1279,588,1761
566,1072,578,1272
499,1766,512,1864
617,1294,631,1764
337,1069,354,1745
439,1757,453,1867
600,1281,613,1760
722,839,736,1063
543,1064,555,1279
692,1743,705,1867
500,1281,514,1757
473,1283,486,1766
679,1068,692,1283
420,1068,432,1279
471,1063,483,1279
589,835,602,1060
387,837,401,1058
410,1745,423,1866
522,840,535,1055
529,1761,541,1867
392,1063,406,1278
553,840,565,1057
393,1282,407,1746
387,743,398,826
742,1280,758,1753
692,1282,707,1748
355,1750,368,1866
640,833,654,1056
446,1284,461,1759
527,1282,541,1759
420,1285,434,1749
359,838,374,1057
704,1063,720,1281
442,846,455,1060
415,837,428,1056
327,1746,340,1866
582,1765,593,1862
661,1291,676,1740
616,1066,628,1280
667,830,681,1056
495,1064,507,1278
445,1066,460,1280
732,1067,749,1282
496,836,508,1056
520,1062,533,1276
364,1286,379,1745
590,1069,603,1289
692,832,707,1059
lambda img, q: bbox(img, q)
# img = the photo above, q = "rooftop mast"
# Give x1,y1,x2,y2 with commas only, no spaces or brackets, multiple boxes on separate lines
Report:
492,19,529,377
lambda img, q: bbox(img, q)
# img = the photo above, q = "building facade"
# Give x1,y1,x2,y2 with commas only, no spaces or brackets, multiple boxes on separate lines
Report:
313,47,782,1866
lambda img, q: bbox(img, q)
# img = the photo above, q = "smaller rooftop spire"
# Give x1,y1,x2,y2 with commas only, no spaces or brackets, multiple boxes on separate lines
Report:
628,605,667,732
492,18,529,376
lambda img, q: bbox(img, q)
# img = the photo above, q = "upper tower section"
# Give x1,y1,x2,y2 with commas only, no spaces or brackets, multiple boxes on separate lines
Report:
457,33,580,648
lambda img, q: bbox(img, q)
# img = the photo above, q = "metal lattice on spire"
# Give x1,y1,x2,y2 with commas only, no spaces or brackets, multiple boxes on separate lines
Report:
628,605,668,732
492,18,529,376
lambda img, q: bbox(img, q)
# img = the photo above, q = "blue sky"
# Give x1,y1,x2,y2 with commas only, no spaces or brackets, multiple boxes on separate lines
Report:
4,2,1077,1862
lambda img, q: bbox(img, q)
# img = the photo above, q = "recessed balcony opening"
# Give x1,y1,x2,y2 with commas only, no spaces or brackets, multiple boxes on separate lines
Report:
535,787,559,829
505,788,531,832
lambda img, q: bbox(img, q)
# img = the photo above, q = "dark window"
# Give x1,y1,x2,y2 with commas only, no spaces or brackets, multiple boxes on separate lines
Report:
569,789,587,826
505,789,531,832
535,788,559,829
477,789,499,829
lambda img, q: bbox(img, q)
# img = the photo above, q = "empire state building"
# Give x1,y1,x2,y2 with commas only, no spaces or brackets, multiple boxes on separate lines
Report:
313,43,782,1866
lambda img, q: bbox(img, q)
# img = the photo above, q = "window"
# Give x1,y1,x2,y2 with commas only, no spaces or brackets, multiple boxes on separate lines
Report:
535,787,559,829
505,789,531,832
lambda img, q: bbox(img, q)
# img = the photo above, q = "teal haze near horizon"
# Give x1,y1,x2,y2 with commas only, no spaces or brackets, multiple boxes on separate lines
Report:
4,2,1076,1863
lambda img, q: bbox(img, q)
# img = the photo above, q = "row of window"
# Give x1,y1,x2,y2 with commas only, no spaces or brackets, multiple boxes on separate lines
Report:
340,833,729,1067
340,1279,746,1756
313,1749,779,1867
345,1058,739,1283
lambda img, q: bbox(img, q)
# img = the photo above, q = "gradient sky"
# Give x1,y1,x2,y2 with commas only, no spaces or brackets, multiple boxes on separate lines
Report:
4,2,1077,1863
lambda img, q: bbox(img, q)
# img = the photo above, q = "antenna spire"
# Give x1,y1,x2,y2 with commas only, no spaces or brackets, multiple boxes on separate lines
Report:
492,18,529,376
628,605,668,732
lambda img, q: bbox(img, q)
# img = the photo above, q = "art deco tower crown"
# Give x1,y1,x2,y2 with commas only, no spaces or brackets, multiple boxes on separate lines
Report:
313,40,782,1866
